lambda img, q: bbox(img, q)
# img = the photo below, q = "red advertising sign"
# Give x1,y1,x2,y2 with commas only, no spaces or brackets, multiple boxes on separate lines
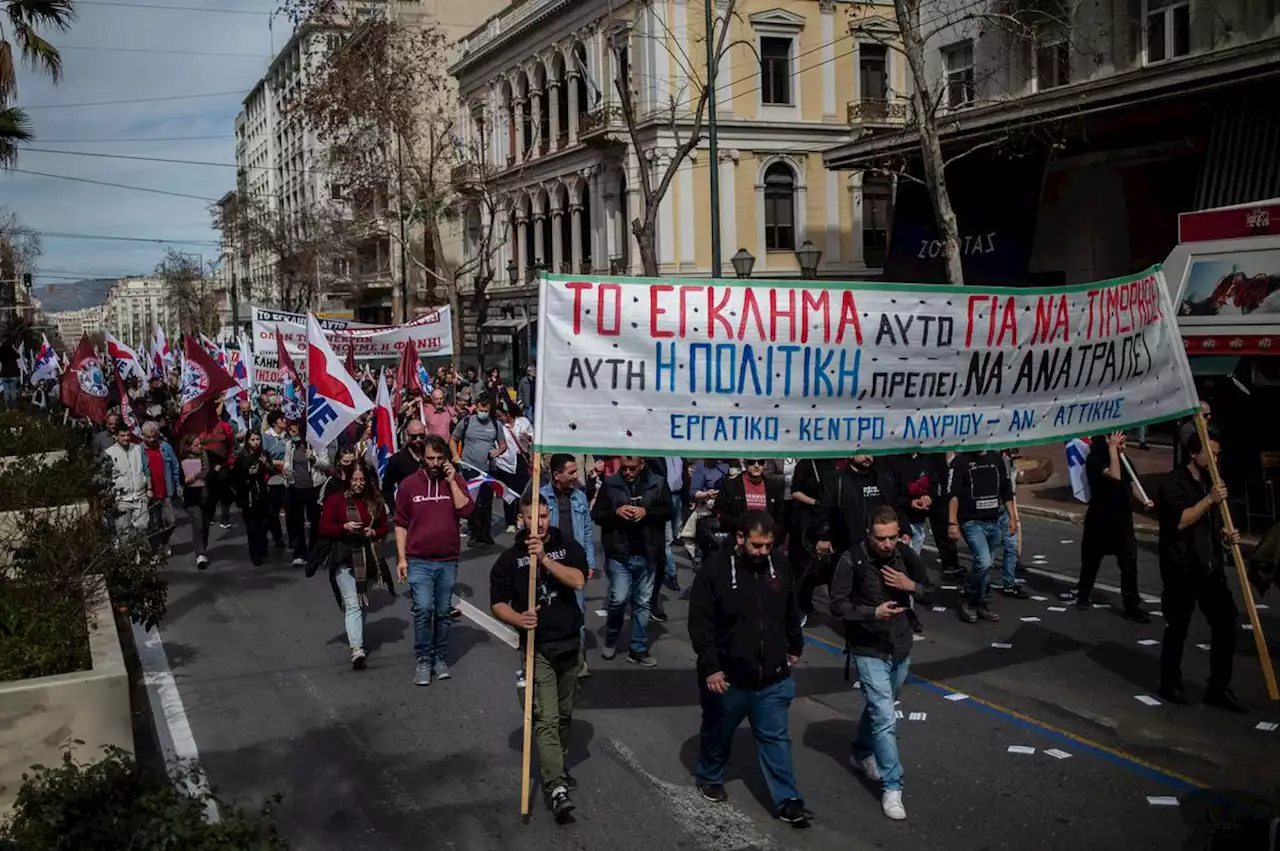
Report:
1179,202,1280,243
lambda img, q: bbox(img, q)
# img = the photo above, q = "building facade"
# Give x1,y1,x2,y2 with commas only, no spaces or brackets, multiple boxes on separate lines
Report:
449,0,907,364
51,305,104,347
101,277,176,350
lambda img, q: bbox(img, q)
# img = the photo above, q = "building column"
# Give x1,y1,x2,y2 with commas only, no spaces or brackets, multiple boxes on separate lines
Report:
625,149,642,274
719,149,739,269
513,97,526,161
550,205,565,272
530,88,543,157
533,213,547,267
567,73,580,144
516,213,528,284
656,151,675,267
570,203,583,272
586,166,602,271
548,81,562,151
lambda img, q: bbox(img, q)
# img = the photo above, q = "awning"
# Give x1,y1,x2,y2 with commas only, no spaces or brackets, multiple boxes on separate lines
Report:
482,317,530,335
1189,355,1242,376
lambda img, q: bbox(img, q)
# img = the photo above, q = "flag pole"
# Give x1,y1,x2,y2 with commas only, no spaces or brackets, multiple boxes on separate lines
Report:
520,450,542,818
1193,413,1278,700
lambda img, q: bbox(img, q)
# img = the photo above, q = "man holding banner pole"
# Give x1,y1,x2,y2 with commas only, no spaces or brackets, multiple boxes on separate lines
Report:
1073,432,1152,621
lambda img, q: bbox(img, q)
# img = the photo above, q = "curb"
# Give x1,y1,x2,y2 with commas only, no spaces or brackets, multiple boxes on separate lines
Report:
1017,503,1260,549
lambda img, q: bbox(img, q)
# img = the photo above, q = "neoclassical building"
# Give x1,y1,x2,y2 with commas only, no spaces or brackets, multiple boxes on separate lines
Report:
449,0,908,342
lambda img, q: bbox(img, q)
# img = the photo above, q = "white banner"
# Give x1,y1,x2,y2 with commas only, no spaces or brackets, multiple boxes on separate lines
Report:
532,267,1199,456
250,306,453,389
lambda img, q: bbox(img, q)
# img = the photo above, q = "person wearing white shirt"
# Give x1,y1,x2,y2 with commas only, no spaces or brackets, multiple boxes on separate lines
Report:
493,403,534,533
104,424,151,534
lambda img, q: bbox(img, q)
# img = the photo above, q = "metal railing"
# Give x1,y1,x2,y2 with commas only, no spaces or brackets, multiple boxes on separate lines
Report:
846,97,911,125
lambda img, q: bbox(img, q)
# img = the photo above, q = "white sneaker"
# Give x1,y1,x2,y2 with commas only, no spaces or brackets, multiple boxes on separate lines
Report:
881,790,906,820
292,557,305,567
851,754,881,781
505,525,517,534
800,613,809,628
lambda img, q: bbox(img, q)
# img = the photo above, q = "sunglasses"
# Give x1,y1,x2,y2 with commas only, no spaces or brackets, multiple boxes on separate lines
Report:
619,463,643,472
745,459,766,466
408,434,426,442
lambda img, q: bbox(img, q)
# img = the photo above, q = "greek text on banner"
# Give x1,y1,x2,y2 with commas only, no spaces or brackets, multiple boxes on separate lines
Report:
531,267,1199,457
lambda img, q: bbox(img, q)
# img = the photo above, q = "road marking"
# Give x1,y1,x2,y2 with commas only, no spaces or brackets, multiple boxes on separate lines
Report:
920,544,1161,604
455,596,518,650
801,629,1205,791
1135,694,1162,707
1008,745,1036,755
132,622,220,823
609,738,773,850
1045,748,1073,759
1147,796,1180,807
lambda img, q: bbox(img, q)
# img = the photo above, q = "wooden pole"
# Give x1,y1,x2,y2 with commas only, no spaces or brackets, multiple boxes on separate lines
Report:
519,451,543,816
1192,413,1279,700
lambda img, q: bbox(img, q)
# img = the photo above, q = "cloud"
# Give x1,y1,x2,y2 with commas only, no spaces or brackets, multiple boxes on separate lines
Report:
1,0,282,288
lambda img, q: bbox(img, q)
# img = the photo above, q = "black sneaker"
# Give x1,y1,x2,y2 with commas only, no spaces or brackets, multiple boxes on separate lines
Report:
697,782,729,803
649,609,669,624
776,798,812,827
942,564,966,577
549,786,576,823
977,604,1000,622
626,651,657,668
958,600,978,623
467,536,481,548
1075,597,1092,611
1000,585,1029,599
1204,687,1247,714
1158,684,1193,706
564,772,577,790
1123,607,1152,624
664,577,681,592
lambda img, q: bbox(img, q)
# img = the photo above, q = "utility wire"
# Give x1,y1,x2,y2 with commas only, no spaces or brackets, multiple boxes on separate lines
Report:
22,90,247,110
54,44,271,59
33,135,233,144
75,0,273,16
3,168,218,202
35,230,220,246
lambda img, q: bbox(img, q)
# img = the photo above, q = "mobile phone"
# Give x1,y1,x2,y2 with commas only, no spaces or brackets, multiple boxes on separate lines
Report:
629,496,644,506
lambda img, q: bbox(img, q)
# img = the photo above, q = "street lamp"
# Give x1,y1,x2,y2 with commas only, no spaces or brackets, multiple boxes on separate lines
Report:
506,257,518,285
730,248,755,279
794,240,822,280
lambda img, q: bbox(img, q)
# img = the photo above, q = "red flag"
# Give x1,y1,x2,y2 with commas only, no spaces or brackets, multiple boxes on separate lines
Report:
176,335,239,437
276,326,301,388
392,338,422,405
344,338,358,379
60,335,109,424
116,373,142,440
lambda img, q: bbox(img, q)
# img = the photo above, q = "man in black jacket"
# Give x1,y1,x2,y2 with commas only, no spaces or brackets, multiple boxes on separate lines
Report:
1155,431,1243,711
688,510,810,827
717,457,786,534
814,455,885,560
882,452,947,555
381,419,426,507
948,450,1021,623
592,456,671,666
829,505,931,822
1074,432,1152,621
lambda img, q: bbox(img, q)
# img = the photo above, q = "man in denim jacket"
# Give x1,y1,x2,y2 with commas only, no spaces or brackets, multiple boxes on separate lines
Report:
541,453,596,677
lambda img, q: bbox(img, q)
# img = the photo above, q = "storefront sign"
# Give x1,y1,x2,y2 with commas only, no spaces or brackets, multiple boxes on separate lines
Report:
532,268,1198,456
250,306,453,389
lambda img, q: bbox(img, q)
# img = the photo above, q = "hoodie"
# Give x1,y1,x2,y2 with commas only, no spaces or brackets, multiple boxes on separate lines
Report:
489,527,588,656
393,469,476,562
812,462,885,553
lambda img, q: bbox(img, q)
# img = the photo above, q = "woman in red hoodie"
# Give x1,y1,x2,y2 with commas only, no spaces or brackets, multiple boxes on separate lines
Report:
319,465,395,670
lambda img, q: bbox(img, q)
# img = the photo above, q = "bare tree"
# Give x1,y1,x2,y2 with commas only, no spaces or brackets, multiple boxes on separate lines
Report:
0,206,40,335
156,248,221,338
852,0,1077,284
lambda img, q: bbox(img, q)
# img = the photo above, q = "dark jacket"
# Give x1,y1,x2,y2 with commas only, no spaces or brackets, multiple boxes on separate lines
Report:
688,547,803,690
592,469,672,561
1155,467,1223,578
717,472,786,534
380,446,421,510
947,451,1013,524
489,527,589,657
881,453,946,527
812,463,885,553
829,541,931,662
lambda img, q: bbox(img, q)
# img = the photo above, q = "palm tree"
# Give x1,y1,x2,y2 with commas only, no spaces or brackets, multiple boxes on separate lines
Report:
1,1,77,166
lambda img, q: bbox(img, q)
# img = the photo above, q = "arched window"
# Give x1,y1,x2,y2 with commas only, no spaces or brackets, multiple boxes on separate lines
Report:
763,162,796,251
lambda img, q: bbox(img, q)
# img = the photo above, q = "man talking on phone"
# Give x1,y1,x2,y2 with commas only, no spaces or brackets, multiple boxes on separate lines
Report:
395,434,475,686
829,505,932,822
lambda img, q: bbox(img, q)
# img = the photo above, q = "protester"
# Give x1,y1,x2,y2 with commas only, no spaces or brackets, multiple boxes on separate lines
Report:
541,453,596,678
1173,401,1212,470
140,421,180,556
233,431,274,566
790,458,839,625
516,364,536,419
882,452,945,554
717,458,785,535
688,458,733,561
92,412,122,456
382,419,426,505
1073,432,1153,621
261,412,289,549
489,492,589,822
318,465,393,670
688,510,809,827
592,455,671,665
948,450,1019,623
451,394,507,547
320,445,360,505
1155,430,1243,711
422,387,455,441
0,336,20,404
829,505,932,821
813,455,885,561
395,434,475,686
463,365,483,399
199,412,236,529
492,402,533,534
651,456,687,594
179,434,212,570
104,422,150,535
284,420,326,567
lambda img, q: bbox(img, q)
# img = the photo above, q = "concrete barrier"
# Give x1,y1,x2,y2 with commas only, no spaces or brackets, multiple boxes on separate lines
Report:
0,587,132,813
0,502,91,568
0,450,68,473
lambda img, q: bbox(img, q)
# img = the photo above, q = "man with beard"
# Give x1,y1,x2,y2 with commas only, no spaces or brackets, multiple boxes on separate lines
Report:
717,458,786,534
814,455,886,565
829,505,931,821
395,434,475,686
948,450,1019,623
688,511,810,828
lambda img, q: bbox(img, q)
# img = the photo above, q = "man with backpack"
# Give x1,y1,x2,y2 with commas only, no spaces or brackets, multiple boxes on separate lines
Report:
451,394,507,547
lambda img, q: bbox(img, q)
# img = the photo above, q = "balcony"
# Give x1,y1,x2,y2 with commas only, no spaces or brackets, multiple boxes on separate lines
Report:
579,104,626,142
450,160,494,192
847,97,911,128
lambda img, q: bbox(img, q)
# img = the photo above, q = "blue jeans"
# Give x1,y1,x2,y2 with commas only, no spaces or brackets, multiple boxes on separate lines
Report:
999,510,1018,588
408,559,456,664
961,519,1003,601
906,521,926,554
664,493,684,583
334,567,364,650
0,377,17,404
696,676,801,808
604,555,653,656
852,655,911,792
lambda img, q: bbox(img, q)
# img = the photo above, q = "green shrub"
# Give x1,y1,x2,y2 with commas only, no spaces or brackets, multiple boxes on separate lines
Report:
0,747,290,851
0,450,110,513
0,410,86,458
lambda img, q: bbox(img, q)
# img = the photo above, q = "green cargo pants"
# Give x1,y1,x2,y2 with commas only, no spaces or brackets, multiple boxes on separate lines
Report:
532,646,581,793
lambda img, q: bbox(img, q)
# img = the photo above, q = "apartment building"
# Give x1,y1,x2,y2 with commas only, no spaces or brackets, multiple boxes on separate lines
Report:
822,0,1280,287
51,306,105,347
101,277,177,350
449,0,908,363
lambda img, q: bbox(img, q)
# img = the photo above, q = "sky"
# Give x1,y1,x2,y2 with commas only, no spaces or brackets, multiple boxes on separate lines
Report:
1,0,287,293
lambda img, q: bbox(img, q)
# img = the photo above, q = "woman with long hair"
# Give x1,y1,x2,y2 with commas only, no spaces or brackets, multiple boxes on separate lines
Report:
179,434,212,570
317,464,394,669
233,430,274,565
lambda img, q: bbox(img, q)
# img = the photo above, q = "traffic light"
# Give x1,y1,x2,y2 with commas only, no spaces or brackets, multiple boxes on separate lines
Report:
22,273,31,289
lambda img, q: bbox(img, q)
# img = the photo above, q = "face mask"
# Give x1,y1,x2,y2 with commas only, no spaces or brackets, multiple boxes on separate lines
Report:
476,412,490,423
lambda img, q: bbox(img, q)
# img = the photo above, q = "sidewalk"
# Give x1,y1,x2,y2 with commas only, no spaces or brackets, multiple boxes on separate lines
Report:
1015,441,1168,537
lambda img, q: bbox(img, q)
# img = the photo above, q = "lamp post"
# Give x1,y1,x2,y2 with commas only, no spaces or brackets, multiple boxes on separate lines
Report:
730,248,755,279
794,239,822,280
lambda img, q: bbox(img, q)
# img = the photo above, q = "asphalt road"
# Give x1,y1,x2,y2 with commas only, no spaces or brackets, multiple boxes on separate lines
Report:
140,507,1280,851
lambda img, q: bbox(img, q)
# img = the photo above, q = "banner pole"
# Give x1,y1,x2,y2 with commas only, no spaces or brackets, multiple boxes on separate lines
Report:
1193,413,1278,700
1118,452,1150,506
520,451,543,817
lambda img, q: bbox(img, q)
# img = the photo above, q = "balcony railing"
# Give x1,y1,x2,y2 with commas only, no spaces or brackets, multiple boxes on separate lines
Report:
450,160,494,189
847,97,911,127
579,104,626,139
